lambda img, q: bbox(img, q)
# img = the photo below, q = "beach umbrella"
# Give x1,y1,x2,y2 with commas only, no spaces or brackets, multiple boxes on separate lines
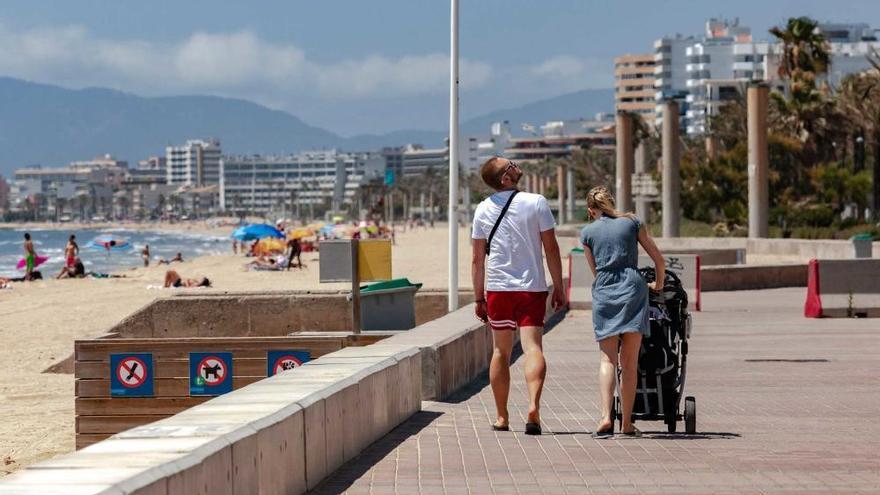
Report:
254,238,287,255
86,234,131,251
287,228,314,240
231,224,284,241
16,255,50,270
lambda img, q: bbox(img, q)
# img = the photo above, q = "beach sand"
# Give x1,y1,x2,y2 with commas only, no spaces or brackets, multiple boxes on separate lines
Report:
0,223,476,475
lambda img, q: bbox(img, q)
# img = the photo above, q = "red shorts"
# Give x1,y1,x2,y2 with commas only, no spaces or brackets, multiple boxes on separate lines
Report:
486,291,548,331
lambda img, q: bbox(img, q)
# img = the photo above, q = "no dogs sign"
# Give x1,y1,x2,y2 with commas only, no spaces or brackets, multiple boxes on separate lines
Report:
189,352,233,396
110,353,154,397
267,350,311,376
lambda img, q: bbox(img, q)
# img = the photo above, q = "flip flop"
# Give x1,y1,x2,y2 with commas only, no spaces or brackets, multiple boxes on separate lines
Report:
524,422,542,435
591,429,614,439
491,423,510,432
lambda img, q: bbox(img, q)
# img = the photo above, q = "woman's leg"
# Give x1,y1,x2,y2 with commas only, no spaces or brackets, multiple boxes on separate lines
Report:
619,332,643,433
597,336,619,431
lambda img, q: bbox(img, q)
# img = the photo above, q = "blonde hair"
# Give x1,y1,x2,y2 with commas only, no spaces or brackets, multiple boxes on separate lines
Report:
586,186,636,220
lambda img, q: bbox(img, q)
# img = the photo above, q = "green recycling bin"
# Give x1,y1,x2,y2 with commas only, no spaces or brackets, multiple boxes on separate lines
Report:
357,278,423,330
852,233,874,259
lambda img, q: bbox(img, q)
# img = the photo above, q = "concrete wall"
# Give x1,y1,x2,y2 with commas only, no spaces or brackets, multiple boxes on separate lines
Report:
702,264,807,291
556,229,879,260
112,290,477,338
2,294,565,494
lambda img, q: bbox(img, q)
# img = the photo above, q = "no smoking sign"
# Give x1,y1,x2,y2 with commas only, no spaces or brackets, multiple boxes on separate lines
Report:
190,352,233,396
110,353,154,397
267,350,311,377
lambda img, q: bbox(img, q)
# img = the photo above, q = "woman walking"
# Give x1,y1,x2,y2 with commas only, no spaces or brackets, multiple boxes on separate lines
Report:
580,186,665,438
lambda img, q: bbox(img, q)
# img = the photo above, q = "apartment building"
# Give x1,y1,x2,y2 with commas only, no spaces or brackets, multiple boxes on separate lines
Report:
221,150,385,216
166,139,222,186
614,54,656,120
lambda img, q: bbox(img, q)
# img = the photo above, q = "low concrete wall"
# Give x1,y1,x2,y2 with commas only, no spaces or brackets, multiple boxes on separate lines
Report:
1,292,565,494
112,290,477,338
702,264,807,291
557,229,879,261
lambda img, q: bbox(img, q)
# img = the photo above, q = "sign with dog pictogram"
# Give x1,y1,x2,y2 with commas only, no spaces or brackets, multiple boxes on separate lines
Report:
267,350,311,376
110,353,154,397
189,352,233,395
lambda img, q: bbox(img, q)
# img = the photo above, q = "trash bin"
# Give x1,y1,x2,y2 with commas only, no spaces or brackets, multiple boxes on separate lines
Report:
356,278,423,330
852,233,874,259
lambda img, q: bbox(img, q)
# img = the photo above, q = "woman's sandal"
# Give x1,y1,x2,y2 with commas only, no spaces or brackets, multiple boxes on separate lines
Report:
491,423,510,432
619,427,642,438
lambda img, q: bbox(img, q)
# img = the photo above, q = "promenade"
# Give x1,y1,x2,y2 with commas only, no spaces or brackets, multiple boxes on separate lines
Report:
314,288,880,494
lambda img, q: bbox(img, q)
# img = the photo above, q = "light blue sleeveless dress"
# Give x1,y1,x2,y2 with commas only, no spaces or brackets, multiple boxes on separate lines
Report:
579,215,649,341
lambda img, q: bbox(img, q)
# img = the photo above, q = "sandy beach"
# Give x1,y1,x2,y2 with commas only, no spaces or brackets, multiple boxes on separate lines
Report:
0,223,477,475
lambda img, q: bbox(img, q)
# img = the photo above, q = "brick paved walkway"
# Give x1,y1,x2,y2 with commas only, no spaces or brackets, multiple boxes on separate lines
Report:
313,289,880,494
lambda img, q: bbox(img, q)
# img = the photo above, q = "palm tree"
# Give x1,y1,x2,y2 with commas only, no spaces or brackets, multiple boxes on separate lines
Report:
837,50,880,219
769,17,833,168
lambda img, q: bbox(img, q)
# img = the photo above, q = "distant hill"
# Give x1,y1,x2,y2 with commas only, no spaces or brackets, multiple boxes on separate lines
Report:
0,78,614,176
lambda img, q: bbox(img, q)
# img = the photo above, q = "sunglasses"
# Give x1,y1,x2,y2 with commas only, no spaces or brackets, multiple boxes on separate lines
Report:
501,161,519,176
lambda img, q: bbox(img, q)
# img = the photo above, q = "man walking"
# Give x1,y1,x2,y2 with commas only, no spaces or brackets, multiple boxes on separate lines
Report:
471,157,566,435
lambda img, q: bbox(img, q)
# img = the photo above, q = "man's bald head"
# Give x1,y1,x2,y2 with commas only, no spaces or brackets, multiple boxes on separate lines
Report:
480,156,507,190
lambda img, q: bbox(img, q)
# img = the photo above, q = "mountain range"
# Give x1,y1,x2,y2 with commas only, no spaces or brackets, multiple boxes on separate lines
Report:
0,77,613,177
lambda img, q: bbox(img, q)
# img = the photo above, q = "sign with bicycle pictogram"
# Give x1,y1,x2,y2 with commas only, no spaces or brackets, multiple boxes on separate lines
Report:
110,353,153,397
267,350,311,377
189,352,233,396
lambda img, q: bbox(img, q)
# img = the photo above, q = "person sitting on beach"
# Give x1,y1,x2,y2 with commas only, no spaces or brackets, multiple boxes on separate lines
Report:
57,258,86,279
164,270,211,288
158,252,184,265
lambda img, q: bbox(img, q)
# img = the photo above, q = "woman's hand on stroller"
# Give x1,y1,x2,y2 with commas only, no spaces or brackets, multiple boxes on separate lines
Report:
647,280,661,292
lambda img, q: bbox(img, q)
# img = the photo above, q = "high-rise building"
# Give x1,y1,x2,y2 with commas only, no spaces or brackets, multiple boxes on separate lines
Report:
614,54,656,120
0,175,9,210
166,139,222,187
653,34,695,127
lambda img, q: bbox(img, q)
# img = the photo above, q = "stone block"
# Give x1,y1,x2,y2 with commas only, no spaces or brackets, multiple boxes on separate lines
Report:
229,428,259,495
256,408,306,495
166,446,232,495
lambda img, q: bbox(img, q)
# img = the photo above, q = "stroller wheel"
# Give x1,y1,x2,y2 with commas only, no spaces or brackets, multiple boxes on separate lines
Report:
684,396,696,434
611,397,618,433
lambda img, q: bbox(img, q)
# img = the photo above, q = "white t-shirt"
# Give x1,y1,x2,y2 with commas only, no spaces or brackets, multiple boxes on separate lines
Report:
472,190,556,292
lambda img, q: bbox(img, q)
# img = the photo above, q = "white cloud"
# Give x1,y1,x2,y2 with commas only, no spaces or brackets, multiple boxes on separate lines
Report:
523,55,611,91
0,22,493,102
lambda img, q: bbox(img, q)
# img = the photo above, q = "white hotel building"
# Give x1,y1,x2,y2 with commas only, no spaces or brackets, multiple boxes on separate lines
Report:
220,150,385,216
653,19,880,135
166,139,222,187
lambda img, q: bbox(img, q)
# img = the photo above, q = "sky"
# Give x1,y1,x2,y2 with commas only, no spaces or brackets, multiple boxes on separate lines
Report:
1,0,879,135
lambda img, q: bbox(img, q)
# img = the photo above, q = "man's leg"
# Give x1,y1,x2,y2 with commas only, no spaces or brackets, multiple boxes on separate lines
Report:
489,329,515,427
597,336,619,431
520,326,546,425
619,332,642,433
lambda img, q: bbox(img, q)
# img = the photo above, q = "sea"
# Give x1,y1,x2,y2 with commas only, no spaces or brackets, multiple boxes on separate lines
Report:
0,227,228,278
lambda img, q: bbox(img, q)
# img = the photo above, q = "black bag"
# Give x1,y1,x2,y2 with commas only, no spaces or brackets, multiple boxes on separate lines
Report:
485,191,518,255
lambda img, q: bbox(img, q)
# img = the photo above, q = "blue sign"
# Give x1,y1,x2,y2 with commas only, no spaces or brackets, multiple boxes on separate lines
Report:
384,169,395,186
110,353,154,397
189,352,233,396
267,350,311,376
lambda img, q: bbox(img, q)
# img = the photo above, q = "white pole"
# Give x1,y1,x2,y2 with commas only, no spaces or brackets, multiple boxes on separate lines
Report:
448,0,460,313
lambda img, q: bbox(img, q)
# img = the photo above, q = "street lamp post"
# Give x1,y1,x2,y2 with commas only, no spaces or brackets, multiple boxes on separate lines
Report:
448,0,460,312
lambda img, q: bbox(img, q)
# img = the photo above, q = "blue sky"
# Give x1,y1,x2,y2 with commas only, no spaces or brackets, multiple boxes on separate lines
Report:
1,0,879,135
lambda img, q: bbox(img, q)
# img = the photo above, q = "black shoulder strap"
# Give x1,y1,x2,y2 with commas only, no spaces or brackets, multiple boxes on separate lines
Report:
486,190,518,255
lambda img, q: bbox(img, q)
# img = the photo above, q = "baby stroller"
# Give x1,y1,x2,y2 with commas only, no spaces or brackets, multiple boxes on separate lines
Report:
612,267,696,434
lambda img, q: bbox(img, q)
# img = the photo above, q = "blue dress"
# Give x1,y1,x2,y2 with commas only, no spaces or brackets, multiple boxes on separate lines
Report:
579,215,649,341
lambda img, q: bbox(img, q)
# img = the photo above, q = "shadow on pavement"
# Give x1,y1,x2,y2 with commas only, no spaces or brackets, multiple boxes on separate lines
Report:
440,307,569,405
309,410,443,495
543,431,740,440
